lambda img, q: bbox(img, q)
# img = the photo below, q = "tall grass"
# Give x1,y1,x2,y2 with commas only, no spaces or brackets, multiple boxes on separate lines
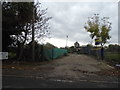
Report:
104,52,120,64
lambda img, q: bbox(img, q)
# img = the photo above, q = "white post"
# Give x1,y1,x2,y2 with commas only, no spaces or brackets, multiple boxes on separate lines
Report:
66,35,68,47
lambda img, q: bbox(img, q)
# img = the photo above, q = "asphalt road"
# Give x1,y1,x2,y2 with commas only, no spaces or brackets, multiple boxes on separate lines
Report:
2,76,119,88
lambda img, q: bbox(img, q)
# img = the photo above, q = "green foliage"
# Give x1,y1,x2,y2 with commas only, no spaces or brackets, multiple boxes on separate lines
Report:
106,44,120,53
68,46,75,53
105,52,120,64
84,14,111,46
43,43,57,49
2,2,52,61
2,2,34,51
2,2,52,49
21,41,41,61
8,52,16,59
2,2,34,34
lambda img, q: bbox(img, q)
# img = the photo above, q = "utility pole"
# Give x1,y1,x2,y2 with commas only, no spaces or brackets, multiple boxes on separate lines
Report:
32,2,35,61
66,35,68,47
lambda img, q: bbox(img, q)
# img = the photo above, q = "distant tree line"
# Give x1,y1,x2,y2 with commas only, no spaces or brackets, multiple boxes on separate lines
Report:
106,44,120,53
68,42,120,54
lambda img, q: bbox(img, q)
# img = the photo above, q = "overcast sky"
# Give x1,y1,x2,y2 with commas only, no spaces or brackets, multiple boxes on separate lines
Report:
39,0,118,47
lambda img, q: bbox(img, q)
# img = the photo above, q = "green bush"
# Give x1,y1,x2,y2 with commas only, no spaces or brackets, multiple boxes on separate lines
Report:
105,52,120,63
8,52,16,59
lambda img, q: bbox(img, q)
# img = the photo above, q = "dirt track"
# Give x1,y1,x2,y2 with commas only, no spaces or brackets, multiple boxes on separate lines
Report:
3,54,118,82
37,54,116,80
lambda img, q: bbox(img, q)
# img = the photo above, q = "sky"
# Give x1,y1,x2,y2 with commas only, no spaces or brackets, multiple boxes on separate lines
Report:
37,0,118,48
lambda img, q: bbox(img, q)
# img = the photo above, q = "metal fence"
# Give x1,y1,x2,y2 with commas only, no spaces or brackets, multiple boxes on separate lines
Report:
43,48,68,60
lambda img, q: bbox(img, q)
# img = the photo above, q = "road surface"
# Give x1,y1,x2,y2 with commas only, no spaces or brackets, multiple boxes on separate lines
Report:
2,76,119,88
2,54,120,88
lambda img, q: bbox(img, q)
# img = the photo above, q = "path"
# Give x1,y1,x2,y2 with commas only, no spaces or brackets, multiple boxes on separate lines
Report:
2,54,119,88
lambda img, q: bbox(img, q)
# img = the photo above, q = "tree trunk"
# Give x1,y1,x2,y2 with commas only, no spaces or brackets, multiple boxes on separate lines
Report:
18,43,24,61
101,45,104,60
18,29,28,61
41,45,43,61
32,6,35,62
